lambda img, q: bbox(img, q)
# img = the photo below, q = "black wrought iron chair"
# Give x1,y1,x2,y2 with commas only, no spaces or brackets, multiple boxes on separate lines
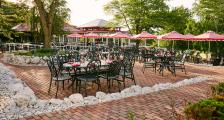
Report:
174,52,187,74
142,49,157,73
99,61,122,92
47,59,72,98
158,51,176,76
119,59,136,88
76,60,101,96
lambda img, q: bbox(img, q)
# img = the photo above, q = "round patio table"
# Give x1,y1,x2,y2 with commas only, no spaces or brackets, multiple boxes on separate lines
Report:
63,60,112,92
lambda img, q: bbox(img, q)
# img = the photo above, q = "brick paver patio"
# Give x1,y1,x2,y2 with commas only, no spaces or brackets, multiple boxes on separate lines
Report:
3,62,196,99
1,59,224,120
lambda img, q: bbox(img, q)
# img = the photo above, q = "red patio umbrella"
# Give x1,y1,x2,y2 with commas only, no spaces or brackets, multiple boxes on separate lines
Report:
159,31,185,49
109,32,130,39
83,32,101,47
83,32,101,38
66,33,83,43
159,31,185,40
132,31,157,46
67,33,83,38
132,31,157,39
192,31,224,52
108,32,131,46
192,31,224,41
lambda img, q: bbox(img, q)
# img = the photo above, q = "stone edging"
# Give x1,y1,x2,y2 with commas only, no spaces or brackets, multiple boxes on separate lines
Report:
1,53,47,66
0,63,211,119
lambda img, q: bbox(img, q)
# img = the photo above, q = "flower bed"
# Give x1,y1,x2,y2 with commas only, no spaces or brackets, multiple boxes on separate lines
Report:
0,63,211,119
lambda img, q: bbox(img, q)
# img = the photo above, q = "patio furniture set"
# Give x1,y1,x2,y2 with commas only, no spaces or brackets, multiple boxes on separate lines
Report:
46,46,187,98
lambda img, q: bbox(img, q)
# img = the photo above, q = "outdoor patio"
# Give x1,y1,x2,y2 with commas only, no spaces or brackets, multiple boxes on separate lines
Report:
2,60,224,120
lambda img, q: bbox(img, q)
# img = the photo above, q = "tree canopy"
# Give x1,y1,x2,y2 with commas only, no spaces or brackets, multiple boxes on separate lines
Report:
0,0,30,41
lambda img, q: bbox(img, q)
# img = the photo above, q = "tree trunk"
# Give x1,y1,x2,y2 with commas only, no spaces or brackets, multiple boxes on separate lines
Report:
43,28,51,48
34,0,58,48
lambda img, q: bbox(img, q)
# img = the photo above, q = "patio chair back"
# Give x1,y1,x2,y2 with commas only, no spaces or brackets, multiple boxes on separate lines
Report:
86,60,101,76
108,61,121,76
46,59,59,78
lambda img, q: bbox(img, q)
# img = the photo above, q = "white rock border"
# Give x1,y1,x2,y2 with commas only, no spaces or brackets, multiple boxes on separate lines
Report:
0,63,211,119
1,53,48,66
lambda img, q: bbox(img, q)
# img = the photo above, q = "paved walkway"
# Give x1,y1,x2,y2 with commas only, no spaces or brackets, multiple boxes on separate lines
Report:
1,59,224,119
3,62,196,99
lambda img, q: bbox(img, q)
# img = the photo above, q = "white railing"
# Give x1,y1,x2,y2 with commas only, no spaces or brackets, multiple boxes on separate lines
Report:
4,43,43,52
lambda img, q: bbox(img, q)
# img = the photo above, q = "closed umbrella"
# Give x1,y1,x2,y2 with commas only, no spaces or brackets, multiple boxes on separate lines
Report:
132,31,157,46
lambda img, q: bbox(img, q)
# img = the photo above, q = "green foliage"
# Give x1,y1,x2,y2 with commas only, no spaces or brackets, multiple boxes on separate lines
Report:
14,48,56,57
128,110,136,120
104,0,169,34
51,0,71,35
185,82,224,120
211,82,224,96
0,0,30,41
185,99,224,120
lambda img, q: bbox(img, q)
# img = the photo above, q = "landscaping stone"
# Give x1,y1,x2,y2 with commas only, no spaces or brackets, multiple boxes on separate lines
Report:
96,91,106,100
2,53,47,66
69,93,84,104
84,96,99,105
31,57,40,64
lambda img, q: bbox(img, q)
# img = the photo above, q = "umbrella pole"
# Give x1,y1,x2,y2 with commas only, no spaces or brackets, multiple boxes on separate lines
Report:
172,40,174,50
145,40,147,46
106,38,108,46
188,41,190,50
209,41,211,53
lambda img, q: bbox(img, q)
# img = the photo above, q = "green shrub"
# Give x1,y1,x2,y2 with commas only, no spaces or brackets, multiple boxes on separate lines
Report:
185,82,224,120
14,48,57,57
211,82,224,96
185,99,224,120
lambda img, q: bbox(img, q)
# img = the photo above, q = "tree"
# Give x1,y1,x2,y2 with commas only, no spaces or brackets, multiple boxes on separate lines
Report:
0,0,30,42
104,0,168,34
33,0,59,48
194,0,224,33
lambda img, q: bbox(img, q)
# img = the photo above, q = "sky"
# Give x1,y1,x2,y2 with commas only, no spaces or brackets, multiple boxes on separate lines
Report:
7,0,196,26
68,0,196,26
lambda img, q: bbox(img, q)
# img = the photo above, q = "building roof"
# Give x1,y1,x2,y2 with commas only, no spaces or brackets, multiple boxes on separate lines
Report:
78,19,109,28
12,23,78,33
12,23,30,32
63,23,78,33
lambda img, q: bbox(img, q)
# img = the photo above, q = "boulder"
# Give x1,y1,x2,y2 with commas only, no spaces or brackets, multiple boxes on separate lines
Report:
96,92,106,100
31,57,40,64
84,96,99,105
13,93,30,108
69,93,84,104
25,57,31,64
